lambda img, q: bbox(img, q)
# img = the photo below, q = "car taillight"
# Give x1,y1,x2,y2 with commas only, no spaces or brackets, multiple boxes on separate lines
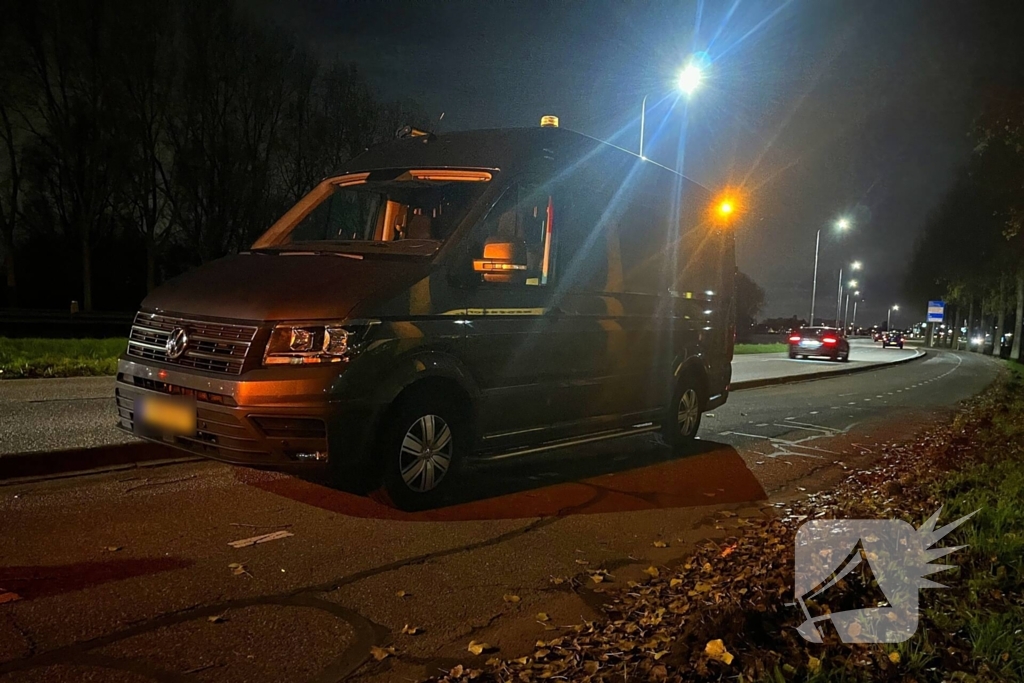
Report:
823,337,837,344
789,335,801,342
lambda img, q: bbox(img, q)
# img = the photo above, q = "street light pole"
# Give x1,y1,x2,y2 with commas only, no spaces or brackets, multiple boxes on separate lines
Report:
809,229,820,326
844,292,851,330
887,305,899,330
852,299,859,331
835,267,844,327
639,61,703,160
639,94,648,158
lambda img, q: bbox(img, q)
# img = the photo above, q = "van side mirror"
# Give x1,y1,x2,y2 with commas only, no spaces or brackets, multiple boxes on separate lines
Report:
473,239,528,283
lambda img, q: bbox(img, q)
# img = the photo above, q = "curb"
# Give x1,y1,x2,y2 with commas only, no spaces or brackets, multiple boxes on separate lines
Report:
731,348,926,391
0,442,202,483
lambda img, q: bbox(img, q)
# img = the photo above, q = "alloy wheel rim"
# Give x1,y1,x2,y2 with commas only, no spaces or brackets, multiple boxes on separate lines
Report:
399,414,453,493
677,389,700,437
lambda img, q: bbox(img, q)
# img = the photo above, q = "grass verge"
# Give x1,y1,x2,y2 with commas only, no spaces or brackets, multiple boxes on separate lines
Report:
735,343,788,354
0,337,124,379
434,368,1024,682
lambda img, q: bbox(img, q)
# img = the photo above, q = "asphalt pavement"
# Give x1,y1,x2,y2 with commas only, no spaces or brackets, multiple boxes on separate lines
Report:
0,347,1001,683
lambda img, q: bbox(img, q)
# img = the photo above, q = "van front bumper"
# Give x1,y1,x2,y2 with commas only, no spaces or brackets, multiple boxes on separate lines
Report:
115,357,376,468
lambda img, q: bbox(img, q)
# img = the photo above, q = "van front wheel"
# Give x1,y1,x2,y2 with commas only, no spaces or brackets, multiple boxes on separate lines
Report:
658,376,702,450
378,395,465,511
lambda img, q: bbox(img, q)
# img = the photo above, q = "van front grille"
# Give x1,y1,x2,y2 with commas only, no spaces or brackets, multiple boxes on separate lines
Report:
127,312,258,376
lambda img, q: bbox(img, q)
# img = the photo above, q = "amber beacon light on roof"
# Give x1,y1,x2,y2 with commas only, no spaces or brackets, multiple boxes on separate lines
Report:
540,115,559,128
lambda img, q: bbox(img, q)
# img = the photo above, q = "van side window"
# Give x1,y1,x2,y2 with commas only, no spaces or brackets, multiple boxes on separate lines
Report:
471,182,557,286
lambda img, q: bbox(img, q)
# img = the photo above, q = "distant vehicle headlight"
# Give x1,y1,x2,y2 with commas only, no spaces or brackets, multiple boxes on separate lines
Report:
971,336,984,346
264,321,375,365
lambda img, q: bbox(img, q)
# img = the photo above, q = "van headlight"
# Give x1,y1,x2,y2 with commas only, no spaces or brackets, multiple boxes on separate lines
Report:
264,322,374,365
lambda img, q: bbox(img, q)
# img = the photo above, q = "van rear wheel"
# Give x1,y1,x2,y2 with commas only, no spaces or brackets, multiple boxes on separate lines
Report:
658,374,702,450
377,393,466,511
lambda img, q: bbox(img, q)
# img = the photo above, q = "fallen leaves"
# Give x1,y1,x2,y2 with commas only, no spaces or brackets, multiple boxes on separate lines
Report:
704,639,734,665
400,624,422,635
396,590,411,598
467,640,492,655
428,383,1024,683
370,645,395,661
502,594,520,604
0,590,21,604
227,562,250,577
652,540,668,548
207,614,227,624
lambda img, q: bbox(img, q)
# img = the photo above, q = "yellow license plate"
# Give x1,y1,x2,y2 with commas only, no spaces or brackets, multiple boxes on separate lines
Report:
136,395,196,435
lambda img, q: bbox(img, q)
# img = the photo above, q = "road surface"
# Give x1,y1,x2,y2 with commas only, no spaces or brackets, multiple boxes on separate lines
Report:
0,339,916,456
0,348,1000,683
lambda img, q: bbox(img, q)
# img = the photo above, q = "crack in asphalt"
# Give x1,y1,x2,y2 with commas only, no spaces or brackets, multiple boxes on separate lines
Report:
0,489,604,682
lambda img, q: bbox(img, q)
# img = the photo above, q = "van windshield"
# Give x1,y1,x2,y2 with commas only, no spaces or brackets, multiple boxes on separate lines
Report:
253,171,491,255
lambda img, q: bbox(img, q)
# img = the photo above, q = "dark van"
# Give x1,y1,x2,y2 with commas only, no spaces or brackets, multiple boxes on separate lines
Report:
116,122,736,509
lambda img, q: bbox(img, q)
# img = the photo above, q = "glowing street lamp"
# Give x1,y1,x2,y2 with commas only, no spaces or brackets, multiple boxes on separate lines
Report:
677,63,704,96
639,57,706,158
718,200,734,217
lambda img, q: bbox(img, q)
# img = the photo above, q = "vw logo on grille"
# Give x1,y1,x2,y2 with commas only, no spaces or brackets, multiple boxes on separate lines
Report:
165,327,190,360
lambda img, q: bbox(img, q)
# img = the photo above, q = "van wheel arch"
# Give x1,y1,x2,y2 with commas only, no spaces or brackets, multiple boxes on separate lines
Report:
674,358,711,410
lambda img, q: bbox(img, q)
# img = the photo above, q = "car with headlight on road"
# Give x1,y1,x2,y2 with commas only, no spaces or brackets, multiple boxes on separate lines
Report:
115,123,737,510
788,326,850,362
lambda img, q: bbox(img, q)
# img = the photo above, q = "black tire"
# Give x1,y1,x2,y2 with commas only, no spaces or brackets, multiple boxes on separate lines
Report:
898,343,904,349
882,342,888,348
376,391,467,511
658,372,703,451
788,349,797,359
840,350,850,362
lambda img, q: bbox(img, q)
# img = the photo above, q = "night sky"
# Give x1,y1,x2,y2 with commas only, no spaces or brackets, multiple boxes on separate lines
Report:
256,0,1021,325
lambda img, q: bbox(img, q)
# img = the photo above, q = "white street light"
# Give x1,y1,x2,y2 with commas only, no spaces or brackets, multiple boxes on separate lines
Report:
639,59,705,158
810,218,853,326
677,63,704,96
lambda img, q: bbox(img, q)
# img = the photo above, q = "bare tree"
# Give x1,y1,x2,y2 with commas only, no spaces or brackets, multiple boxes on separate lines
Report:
21,0,129,310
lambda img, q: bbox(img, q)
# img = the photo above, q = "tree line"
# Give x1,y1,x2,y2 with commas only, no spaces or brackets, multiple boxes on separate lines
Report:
905,89,1024,360
0,0,421,312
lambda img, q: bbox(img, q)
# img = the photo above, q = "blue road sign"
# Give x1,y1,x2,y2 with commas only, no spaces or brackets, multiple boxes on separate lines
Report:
927,301,945,322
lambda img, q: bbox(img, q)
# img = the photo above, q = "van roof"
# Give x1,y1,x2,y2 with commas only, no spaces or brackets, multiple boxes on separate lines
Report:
335,126,707,190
